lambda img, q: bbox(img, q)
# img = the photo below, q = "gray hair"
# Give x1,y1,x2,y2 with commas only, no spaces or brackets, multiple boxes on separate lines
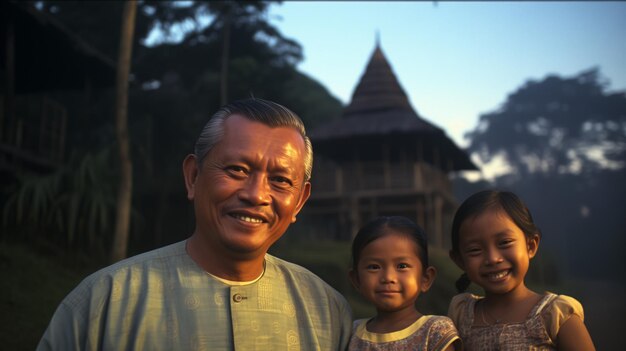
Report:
194,98,313,181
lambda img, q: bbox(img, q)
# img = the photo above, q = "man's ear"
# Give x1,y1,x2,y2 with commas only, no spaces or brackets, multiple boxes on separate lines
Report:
449,250,464,270
420,266,437,293
291,181,311,223
527,234,540,259
348,269,360,291
182,154,199,201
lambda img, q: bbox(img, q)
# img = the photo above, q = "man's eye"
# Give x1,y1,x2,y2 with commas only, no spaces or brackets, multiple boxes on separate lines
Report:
226,166,247,176
271,176,292,186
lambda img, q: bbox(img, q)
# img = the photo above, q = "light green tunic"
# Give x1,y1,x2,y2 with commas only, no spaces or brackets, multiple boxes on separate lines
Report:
37,241,352,350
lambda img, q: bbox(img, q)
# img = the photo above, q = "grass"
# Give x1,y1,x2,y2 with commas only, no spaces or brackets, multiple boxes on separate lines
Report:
269,239,466,319
0,243,95,350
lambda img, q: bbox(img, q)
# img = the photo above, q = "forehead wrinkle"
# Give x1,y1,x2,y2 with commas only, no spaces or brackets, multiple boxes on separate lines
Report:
221,118,306,178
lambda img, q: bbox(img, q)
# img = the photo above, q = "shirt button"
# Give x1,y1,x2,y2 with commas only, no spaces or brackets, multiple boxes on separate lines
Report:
233,294,244,303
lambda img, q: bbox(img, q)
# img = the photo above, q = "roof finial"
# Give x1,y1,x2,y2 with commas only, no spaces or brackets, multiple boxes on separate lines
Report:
375,30,381,48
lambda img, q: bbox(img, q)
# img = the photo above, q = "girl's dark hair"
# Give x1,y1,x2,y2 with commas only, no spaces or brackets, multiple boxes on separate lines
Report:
450,190,541,292
351,216,429,271
455,273,471,293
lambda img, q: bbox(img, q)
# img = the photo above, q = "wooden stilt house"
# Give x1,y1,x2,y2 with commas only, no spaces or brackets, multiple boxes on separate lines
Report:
1,1,114,176
304,43,477,248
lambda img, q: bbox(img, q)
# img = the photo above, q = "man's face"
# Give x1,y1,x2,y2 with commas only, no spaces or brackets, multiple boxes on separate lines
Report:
185,115,311,257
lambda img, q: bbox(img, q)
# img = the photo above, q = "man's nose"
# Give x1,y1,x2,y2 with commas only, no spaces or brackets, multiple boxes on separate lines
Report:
239,174,271,206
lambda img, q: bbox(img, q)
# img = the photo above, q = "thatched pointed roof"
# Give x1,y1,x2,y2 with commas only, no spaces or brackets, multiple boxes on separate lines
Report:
310,43,477,171
343,45,414,115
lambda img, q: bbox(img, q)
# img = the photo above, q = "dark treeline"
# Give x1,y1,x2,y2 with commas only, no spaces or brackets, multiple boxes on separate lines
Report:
455,68,626,284
2,1,625,286
1,1,342,259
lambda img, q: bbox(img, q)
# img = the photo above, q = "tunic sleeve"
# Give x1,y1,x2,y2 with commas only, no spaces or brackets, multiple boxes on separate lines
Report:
542,294,585,341
36,276,103,351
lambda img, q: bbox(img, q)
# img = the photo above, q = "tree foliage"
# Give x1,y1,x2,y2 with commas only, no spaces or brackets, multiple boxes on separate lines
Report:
461,68,626,282
2,148,118,255
12,1,342,255
467,68,626,178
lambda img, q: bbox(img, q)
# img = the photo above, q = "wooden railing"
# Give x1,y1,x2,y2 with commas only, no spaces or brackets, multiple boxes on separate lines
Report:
311,159,451,197
0,94,67,169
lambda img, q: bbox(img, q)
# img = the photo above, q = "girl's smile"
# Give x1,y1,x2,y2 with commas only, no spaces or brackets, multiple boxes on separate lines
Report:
350,232,435,320
350,232,435,314
455,208,539,296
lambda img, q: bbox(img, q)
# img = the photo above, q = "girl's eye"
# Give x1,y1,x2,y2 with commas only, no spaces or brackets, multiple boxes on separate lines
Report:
499,239,515,247
465,248,482,256
397,263,410,269
365,264,380,270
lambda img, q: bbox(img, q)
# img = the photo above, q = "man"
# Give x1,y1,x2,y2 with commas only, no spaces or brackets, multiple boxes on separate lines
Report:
38,98,352,350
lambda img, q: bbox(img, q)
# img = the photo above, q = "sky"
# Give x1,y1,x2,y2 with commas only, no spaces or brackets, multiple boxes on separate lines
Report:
268,1,626,153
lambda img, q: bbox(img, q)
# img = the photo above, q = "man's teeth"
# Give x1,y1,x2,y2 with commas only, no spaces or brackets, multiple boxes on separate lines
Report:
234,215,263,223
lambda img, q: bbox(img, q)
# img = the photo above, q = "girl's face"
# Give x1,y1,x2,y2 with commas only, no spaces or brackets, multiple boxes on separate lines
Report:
350,231,435,314
454,208,539,296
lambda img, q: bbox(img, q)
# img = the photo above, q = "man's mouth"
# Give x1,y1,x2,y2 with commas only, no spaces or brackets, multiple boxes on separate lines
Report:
230,213,265,223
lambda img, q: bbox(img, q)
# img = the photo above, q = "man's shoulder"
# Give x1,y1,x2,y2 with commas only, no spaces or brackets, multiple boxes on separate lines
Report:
102,240,187,273
76,241,188,289
265,254,347,301
265,254,325,280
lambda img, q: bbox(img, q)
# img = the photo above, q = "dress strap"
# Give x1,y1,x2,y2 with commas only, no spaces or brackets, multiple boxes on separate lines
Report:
533,292,558,316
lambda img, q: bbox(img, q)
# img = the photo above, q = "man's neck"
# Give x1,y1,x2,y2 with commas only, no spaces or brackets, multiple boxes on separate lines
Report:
185,232,266,281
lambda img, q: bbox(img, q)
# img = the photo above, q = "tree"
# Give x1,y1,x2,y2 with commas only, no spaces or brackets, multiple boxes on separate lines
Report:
463,68,626,282
466,68,626,179
25,0,342,256
110,0,137,263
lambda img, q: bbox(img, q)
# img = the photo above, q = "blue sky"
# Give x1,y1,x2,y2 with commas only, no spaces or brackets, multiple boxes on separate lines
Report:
269,1,626,151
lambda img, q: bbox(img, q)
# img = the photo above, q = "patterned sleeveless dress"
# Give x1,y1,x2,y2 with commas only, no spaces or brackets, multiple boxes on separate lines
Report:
448,292,584,350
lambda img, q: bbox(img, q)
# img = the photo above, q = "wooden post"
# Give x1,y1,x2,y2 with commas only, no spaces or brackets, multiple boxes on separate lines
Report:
383,143,391,188
335,166,343,194
111,0,137,263
220,10,231,105
355,146,363,190
434,195,443,248
414,140,424,190
350,196,361,239
3,14,15,144
370,197,378,218
413,162,422,190
416,196,425,232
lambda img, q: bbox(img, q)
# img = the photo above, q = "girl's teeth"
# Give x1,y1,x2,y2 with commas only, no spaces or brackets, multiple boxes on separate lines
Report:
489,271,509,279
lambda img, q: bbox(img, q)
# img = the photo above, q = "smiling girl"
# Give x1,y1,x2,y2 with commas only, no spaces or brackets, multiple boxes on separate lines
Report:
448,190,595,350
349,216,462,351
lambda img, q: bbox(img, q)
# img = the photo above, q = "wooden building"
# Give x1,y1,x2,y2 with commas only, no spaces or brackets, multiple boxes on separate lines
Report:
304,43,477,248
0,1,114,176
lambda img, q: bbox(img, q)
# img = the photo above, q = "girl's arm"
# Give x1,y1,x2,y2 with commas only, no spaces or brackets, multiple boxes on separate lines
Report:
556,315,595,351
